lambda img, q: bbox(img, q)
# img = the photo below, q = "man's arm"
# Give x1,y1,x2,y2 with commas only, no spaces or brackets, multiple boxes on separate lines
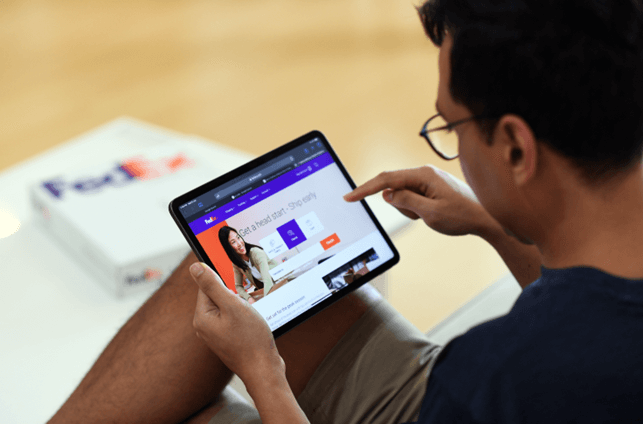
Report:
244,365,309,424
345,165,542,289
190,263,310,424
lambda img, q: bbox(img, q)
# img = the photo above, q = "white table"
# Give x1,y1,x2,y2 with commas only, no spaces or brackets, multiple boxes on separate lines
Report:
0,118,412,424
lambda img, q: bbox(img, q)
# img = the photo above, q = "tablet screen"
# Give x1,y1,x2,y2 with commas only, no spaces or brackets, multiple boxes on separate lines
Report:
170,131,398,336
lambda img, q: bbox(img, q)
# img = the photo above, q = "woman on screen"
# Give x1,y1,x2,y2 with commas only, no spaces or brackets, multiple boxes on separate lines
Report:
218,226,277,301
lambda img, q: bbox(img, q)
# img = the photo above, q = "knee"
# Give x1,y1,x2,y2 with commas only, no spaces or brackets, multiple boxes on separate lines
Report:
353,282,385,307
184,387,260,424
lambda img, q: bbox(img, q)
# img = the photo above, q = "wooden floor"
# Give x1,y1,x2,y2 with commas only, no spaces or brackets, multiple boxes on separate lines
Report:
0,0,509,332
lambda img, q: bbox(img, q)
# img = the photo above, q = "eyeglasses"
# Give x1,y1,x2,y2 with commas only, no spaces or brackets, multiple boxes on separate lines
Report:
419,113,485,160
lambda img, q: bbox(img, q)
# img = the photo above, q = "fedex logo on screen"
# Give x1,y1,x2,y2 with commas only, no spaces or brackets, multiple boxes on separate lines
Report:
204,216,216,224
42,153,194,200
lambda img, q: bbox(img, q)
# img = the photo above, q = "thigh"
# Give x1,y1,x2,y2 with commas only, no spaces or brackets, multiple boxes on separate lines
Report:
276,283,384,397
298,297,441,424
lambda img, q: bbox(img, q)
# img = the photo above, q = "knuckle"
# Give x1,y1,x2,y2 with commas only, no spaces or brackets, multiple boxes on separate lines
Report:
377,170,391,180
422,164,437,175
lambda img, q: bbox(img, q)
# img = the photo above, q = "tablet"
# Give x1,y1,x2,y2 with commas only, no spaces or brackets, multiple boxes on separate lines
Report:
169,130,399,337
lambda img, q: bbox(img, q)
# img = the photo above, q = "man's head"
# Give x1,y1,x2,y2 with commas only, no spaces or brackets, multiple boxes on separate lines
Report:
419,0,643,179
418,0,643,244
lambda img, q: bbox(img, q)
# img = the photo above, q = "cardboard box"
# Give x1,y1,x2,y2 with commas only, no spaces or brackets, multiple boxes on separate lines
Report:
30,120,222,297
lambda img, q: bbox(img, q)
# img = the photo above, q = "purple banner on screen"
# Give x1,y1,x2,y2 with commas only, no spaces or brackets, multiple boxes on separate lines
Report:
189,152,334,235
277,219,307,249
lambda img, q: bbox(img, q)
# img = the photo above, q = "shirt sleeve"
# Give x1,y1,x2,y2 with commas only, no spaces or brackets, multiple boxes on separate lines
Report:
233,266,250,300
252,249,275,295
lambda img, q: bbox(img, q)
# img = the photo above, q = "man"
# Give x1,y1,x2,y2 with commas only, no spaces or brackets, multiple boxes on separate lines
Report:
50,0,643,422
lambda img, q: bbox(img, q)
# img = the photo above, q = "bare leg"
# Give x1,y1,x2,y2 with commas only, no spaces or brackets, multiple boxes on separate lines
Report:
49,253,233,424
49,252,381,423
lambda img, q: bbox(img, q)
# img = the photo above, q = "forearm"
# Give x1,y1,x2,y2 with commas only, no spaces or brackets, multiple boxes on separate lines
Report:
245,367,309,424
478,220,542,289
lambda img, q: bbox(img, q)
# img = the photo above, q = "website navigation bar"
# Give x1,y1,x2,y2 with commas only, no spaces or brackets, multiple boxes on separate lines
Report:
188,152,334,235
179,139,327,220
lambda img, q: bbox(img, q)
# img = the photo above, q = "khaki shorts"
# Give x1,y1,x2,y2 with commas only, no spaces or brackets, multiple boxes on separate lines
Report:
209,297,441,424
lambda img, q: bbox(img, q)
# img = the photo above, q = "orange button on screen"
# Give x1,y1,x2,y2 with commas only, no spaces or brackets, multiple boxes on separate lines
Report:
320,233,340,250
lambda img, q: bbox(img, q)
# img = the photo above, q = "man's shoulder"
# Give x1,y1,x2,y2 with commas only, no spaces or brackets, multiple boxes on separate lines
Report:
435,268,643,380
423,268,643,423
431,310,532,384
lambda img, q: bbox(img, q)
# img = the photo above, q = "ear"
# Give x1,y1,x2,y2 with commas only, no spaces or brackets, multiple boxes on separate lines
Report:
494,115,538,187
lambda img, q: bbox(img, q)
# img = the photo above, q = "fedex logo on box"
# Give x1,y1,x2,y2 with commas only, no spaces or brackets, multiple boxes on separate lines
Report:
42,153,194,200
125,268,163,285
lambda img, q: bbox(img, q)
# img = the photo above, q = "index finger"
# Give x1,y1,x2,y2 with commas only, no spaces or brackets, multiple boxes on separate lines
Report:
343,169,424,202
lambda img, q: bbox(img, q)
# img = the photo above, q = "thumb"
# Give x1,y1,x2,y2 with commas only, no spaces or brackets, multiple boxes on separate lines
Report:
189,262,229,305
385,189,434,218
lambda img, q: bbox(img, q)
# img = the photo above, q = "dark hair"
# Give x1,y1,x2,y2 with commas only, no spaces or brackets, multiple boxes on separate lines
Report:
418,0,643,181
218,226,264,271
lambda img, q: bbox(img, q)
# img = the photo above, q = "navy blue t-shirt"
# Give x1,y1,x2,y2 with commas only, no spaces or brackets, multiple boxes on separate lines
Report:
415,267,643,423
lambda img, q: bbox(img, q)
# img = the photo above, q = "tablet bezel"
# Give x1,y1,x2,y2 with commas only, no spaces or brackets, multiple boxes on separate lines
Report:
169,130,400,338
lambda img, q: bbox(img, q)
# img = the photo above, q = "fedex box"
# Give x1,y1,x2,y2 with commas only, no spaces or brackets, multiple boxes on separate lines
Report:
30,121,223,297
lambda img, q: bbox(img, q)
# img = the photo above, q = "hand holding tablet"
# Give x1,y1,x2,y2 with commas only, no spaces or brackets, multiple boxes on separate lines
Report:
190,261,281,384
169,131,399,337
